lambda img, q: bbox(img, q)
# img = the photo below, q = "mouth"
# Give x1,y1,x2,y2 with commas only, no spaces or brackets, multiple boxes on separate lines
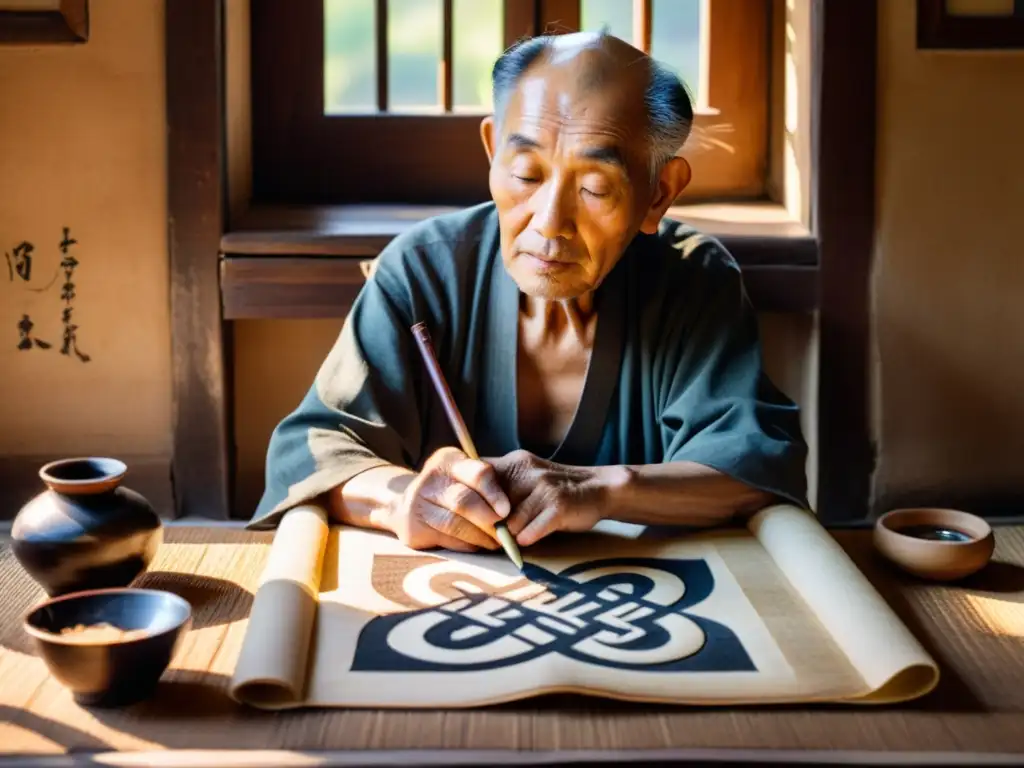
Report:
518,250,574,270
519,253,572,274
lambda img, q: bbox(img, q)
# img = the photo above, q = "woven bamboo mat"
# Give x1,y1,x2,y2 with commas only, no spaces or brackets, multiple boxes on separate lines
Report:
2,525,1024,756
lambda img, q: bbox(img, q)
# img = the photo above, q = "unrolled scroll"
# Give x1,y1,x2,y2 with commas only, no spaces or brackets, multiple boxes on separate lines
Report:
749,505,939,703
228,502,940,709
229,503,329,709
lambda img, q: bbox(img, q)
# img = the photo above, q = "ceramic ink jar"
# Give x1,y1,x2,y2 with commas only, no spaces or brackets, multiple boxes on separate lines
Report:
11,457,163,596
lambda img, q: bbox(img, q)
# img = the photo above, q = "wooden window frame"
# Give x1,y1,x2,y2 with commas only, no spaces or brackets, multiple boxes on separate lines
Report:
0,0,88,44
917,0,1024,49
167,0,878,525
166,0,231,520
251,0,769,205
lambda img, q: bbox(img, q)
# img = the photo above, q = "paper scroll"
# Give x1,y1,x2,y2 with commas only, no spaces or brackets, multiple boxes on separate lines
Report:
228,504,939,709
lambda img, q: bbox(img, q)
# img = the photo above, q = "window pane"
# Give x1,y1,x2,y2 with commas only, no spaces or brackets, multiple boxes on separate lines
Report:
324,0,377,114
388,0,443,113
452,0,502,113
580,0,632,42
651,0,702,102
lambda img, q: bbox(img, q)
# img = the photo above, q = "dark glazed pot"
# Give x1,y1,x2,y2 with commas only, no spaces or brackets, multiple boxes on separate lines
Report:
11,457,163,596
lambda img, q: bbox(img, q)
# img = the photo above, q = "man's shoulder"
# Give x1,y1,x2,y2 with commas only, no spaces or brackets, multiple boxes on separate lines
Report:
629,217,743,298
371,202,497,276
359,202,499,319
616,217,752,337
399,202,497,244
650,217,738,274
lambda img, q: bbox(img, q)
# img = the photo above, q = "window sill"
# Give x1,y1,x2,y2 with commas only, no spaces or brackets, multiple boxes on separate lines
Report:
219,202,819,320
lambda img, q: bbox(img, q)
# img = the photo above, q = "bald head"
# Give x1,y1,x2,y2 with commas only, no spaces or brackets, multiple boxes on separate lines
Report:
491,31,693,179
479,31,695,302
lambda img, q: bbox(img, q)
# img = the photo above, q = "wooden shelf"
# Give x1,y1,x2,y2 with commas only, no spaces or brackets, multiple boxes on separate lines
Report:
220,202,819,319
222,204,464,257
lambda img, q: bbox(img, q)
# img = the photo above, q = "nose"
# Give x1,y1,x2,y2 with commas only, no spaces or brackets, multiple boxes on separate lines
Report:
531,175,575,242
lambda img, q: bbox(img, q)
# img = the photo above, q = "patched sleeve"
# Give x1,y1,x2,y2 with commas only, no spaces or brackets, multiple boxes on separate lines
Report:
247,253,429,530
657,241,809,509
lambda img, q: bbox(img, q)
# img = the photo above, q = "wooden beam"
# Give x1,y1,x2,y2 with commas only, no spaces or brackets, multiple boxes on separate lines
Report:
700,0,770,199
221,258,368,320
441,0,453,111
811,0,878,522
166,0,231,520
0,0,88,43
376,0,388,112
633,0,652,52
504,0,538,48
539,0,580,34
220,257,817,320
917,0,1024,49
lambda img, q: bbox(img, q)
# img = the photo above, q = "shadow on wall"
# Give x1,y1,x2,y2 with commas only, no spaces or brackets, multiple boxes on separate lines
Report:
232,319,343,519
872,314,1024,520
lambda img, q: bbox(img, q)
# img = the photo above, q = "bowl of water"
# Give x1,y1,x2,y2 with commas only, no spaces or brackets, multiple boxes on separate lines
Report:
874,507,994,582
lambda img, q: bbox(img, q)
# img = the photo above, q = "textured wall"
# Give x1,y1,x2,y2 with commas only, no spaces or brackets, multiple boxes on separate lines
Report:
0,0,172,515
871,0,1024,514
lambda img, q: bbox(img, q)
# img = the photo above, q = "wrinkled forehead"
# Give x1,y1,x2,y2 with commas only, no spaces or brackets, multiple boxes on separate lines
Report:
500,55,650,149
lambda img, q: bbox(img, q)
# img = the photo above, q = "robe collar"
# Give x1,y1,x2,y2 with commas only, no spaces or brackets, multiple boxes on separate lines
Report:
482,223,629,466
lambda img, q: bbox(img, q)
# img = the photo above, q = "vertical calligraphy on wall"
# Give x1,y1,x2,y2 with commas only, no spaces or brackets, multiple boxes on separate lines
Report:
58,227,89,362
5,226,90,362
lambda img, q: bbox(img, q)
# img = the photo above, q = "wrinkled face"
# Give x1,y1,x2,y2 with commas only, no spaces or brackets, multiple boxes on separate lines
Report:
482,50,668,300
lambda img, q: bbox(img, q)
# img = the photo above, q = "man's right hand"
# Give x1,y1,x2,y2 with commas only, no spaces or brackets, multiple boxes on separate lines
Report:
382,447,511,552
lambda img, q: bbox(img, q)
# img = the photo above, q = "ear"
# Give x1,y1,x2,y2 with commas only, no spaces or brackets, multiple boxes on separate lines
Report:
480,116,497,163
638,157,691,234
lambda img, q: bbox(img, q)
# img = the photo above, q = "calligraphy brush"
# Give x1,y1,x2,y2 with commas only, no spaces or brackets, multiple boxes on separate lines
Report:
411,321,524,570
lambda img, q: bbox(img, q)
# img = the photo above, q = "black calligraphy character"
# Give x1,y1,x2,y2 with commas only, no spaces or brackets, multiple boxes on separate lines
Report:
59,228,77,254
5,241,34,282
57,227,89,362
16,314,52,351
60,319,90,362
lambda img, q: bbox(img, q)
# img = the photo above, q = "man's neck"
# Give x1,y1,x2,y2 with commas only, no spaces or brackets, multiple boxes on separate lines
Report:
516,292,597,454
519,293,597,346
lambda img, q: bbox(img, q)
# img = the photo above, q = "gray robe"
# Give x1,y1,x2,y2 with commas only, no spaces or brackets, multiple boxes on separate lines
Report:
248,202,808,529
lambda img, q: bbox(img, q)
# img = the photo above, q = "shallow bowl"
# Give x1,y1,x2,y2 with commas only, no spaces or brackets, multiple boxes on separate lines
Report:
874,507,994,582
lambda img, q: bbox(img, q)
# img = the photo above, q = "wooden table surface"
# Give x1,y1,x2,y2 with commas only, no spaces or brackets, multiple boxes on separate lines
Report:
3,524,1024,768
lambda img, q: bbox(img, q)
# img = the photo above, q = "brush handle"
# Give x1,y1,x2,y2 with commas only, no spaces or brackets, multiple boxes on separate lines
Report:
410,322,524,570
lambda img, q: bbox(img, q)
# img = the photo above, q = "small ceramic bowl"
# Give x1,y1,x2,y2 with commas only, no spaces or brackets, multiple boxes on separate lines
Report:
23,587,191,707
874,507,995,582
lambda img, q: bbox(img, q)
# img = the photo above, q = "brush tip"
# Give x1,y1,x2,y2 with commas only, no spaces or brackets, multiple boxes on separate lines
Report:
495,524,523,570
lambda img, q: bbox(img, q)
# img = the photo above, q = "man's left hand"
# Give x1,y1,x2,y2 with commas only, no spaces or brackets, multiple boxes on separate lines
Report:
486,450,628,546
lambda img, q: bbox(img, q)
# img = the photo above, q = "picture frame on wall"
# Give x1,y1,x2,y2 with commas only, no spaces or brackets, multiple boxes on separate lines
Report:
918,0,1024,49
0,0,88,44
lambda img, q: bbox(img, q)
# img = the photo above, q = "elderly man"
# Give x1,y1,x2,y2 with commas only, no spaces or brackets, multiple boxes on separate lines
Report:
249,31,808,552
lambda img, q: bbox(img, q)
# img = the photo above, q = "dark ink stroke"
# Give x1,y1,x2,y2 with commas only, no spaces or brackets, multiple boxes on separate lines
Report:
351,556,755,674
7,241,34,282
57,227,89,362
16,314,51,351
6,237,60,292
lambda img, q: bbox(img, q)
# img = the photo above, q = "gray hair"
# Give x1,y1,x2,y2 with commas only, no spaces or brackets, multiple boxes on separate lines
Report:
491,31,694,183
